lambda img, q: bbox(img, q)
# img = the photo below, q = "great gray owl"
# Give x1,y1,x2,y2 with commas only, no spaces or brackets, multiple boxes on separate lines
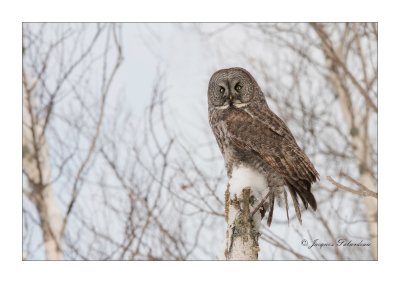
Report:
208,67,319,226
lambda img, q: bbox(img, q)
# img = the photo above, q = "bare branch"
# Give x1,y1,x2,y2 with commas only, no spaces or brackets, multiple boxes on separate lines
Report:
310,23,377,112
327,176,377,198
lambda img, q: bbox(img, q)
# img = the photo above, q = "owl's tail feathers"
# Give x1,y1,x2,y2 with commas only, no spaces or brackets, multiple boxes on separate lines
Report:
286,179,317,210
259,191,276,226
297,180,317,211
288,186,303,224
295,189,317,213
283,190,290,224
266,192,275,227
260,183,316,226
286,180,317,224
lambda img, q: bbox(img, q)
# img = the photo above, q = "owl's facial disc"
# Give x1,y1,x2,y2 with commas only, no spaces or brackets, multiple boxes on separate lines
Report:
209,68,256,110
213,81,250,110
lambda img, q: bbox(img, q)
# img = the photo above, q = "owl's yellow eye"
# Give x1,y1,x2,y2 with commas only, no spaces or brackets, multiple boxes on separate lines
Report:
235,84,242,91
219,86,225,94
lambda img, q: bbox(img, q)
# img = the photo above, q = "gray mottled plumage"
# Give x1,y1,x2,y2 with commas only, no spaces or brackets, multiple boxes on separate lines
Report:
208,67,319,225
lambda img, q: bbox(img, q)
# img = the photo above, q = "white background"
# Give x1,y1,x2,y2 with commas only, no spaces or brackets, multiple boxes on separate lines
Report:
0,0,398,282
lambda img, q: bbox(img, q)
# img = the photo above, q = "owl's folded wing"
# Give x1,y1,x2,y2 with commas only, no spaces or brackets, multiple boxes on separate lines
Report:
225,108,319,223
248,103,298,142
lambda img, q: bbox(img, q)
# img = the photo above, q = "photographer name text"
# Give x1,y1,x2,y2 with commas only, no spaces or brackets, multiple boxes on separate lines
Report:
301,239,371,249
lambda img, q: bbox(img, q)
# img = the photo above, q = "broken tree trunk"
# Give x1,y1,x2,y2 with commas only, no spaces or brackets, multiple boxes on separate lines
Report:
223,187,262,260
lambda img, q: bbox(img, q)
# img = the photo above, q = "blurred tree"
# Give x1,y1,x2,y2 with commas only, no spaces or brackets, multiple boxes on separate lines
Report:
23,23,123,259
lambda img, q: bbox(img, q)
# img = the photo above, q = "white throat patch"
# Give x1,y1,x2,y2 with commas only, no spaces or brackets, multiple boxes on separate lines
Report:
215,104,230,110
233,102,250,108
215,102,250,110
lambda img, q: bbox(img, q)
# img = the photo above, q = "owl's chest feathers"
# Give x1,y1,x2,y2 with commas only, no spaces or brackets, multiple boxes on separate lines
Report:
212,116,265,178
213,121,284,193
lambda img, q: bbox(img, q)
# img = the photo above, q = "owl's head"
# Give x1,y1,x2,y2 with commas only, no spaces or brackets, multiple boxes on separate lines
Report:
208,67,264,111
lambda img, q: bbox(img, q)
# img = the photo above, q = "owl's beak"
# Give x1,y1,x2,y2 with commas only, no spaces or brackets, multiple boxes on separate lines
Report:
228,95,234,107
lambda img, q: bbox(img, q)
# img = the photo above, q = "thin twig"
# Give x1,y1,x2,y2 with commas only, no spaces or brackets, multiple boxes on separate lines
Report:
340,173,378,198
327,176,377,198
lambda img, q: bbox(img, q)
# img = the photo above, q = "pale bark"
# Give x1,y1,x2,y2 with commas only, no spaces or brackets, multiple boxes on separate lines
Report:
360,175,377,260
328,63,377,260
23,86,64,260
223,187,261,260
